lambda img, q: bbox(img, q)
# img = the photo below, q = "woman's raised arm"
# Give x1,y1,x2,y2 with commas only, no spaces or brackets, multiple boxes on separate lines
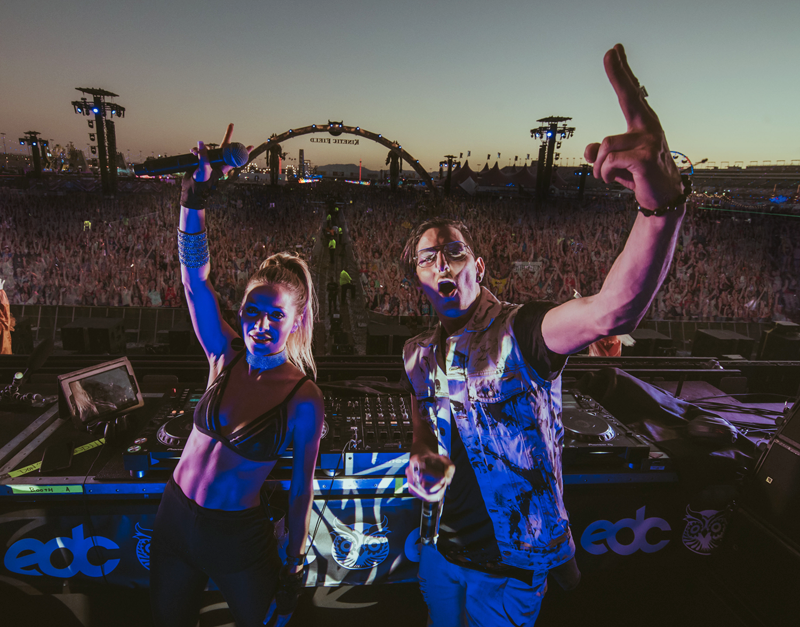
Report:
179,124,253,359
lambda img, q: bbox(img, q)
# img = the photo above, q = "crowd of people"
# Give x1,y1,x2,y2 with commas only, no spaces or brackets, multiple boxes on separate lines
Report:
0,185,319,311
347,191,800,323
2,184,798,325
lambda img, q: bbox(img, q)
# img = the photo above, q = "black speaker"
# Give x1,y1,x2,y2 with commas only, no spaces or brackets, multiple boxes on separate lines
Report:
61,319,89,352
758,321,800,360
366,323,412,356
333,331,350,345
61,318,126,354
87,318,126,354
10,317,34,354
741,399,800,546
168,321,202,355
691,328,754,358
623,328,673,356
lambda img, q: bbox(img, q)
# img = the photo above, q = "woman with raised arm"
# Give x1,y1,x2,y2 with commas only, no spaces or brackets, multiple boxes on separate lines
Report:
150,124,323,627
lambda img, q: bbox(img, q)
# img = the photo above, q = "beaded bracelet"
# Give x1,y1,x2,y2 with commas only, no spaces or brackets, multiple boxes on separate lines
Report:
177,229,210,268
637,175,692,217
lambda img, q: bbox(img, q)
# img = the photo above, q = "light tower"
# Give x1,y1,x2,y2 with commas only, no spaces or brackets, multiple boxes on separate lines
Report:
442,155,457,196
531,116,575,202
71,88,126,195
18,131,48,178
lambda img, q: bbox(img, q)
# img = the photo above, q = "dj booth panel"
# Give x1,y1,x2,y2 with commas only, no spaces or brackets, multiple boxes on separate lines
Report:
0,366,757,596
0,418,696,598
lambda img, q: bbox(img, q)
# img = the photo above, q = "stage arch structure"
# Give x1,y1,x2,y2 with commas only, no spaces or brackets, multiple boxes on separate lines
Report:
247,122,436,193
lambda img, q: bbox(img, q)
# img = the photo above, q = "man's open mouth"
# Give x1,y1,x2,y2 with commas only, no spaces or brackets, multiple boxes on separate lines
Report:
438,279,457,297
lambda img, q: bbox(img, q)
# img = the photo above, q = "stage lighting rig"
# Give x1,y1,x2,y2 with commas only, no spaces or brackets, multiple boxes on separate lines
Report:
442,154,457,196
71,87,126,195
18,131,47,178
531,116,574,201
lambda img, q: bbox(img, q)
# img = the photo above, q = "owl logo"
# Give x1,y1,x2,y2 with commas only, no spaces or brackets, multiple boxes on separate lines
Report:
329,516,391,570
682,506,728,556
133,523,153,570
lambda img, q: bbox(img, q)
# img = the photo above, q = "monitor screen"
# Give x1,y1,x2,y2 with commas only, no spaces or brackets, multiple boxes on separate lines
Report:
59,357,143,425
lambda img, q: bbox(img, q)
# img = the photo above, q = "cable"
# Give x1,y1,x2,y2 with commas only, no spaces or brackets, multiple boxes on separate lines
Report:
81,437,110,586
305,437,354,560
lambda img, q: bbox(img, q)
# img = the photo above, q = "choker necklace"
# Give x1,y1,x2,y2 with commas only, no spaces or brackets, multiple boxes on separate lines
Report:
246,349,288,371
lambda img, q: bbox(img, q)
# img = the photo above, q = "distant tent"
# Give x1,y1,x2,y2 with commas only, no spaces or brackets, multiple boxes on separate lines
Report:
510,165,537,189
478,162,511,187
480,162,490,174
451,160,477,186
459,177,477,195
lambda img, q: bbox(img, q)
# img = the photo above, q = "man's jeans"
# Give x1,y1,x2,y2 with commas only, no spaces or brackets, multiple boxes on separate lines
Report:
418,545,548,627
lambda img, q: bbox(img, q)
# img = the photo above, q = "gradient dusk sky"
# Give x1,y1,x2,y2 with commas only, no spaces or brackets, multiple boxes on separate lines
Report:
2,0,798,172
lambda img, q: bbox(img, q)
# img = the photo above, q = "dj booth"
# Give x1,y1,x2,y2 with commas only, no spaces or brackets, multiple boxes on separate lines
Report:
0,354,792,606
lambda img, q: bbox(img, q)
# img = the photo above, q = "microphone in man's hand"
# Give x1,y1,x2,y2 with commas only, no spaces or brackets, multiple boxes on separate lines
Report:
419,499,443,546
133,143,249,176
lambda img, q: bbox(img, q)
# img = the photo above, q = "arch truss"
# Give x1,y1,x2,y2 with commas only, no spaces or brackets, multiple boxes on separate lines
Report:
249,121,435,192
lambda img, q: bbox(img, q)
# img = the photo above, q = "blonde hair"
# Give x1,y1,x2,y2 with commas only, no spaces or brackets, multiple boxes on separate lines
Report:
240,252,317,378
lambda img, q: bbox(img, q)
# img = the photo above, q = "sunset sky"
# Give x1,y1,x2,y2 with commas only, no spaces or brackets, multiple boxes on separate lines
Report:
2,0,798,172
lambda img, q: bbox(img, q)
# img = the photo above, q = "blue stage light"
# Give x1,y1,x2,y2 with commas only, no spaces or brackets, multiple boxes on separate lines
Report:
92,107,99,114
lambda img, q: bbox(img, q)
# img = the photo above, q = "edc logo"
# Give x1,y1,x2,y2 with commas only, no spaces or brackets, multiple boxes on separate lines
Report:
580,506,671,556
4,524,120,578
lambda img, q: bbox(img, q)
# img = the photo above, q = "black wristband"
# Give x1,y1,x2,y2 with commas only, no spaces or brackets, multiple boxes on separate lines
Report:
180,168,224,210
637,174,692,217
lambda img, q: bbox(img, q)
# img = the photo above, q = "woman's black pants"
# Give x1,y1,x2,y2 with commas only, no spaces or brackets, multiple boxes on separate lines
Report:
150,477,281,627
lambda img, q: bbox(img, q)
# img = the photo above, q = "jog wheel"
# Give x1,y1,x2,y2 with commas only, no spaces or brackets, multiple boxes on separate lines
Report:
157,413,193,448
563,412,616,442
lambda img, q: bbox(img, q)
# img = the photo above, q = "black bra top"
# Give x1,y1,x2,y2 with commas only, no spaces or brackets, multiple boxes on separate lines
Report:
193,350,310,462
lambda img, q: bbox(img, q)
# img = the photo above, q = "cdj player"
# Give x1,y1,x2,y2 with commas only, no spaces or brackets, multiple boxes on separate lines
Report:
122,387,657,477
561,390,652,469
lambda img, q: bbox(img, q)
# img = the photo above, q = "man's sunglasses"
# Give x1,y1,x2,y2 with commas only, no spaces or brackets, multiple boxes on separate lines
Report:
414,241,474,268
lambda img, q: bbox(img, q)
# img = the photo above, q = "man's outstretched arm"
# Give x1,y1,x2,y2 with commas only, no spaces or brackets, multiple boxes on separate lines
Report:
542,43,686,356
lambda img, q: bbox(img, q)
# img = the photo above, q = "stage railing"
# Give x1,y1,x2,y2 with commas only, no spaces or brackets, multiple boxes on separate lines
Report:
9,304,771,357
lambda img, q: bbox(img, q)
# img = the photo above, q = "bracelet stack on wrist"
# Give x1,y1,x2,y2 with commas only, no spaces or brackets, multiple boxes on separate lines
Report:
637,174,692,217
177,229,209,268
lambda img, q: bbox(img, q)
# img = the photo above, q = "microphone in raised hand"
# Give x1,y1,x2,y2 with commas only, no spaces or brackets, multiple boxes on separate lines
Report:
133,142,249,177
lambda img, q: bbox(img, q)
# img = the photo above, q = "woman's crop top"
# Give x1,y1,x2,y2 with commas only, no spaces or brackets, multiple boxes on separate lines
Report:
193,350,310,462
